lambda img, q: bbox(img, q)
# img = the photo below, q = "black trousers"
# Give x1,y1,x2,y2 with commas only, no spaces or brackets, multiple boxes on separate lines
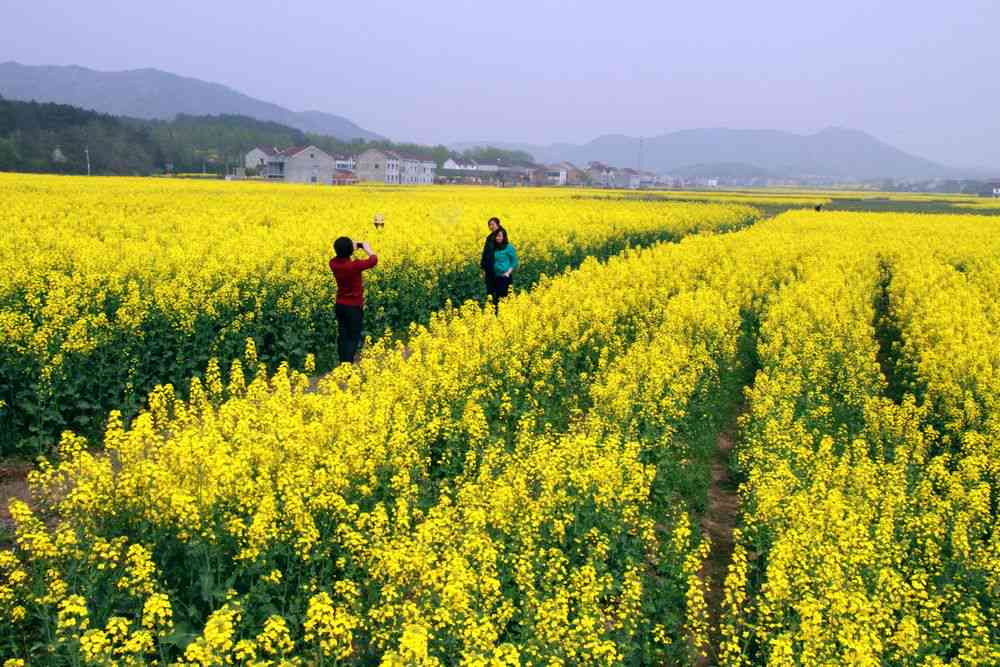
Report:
492,275,511,311
484,274,497,303
335,304,364,364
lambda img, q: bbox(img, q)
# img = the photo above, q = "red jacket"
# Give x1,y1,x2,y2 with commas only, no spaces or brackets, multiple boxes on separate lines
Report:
329,254,378,306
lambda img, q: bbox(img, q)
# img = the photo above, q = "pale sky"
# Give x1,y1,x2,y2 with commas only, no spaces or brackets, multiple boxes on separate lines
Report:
3,0,998,168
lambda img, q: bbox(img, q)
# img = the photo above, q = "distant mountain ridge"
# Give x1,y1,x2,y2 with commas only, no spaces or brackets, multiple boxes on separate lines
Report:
0,61,381,141
454,127,959,180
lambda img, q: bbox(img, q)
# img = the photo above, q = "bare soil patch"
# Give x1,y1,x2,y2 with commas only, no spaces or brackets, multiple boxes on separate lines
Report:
0,459,33,540
695,415,742,666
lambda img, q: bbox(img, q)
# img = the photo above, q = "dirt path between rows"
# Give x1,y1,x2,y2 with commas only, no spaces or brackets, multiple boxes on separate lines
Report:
0,460,33,543
695,412,743,666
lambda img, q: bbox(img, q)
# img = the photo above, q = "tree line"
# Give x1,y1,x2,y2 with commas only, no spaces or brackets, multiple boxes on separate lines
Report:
0,96,534,175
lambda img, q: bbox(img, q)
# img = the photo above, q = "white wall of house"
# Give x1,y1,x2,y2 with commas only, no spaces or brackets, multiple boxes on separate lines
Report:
284,148,337,184
545,167,568,186
612,171,641,189
245,147,269,170
398,158,436,184
588,168,613,187
421,160,436,183
386,155,400,184
356,148,391,183
400,159,417,184
444,158,477,172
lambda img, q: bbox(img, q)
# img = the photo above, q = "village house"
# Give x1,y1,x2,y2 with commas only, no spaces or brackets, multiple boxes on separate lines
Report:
355,148,435,184
399,153,436,184
245,145,279,171
613,168,642,190
557,162,585,185
260,145,338,183
534,165,567,186
587,162,615,188
443,158,478,171
355,148,400,184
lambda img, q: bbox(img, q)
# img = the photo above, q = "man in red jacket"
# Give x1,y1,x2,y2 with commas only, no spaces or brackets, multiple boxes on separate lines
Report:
330,236,378,364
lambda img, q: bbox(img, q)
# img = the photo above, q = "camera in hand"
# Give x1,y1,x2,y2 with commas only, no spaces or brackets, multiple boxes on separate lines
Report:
356,241,364,250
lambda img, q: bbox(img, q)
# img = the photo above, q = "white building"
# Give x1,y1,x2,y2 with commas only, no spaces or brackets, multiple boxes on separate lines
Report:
263,146,337,184
543,166,568,186
355,149,434,184
613,169,642,190
587,162,614,187
245,146,279,171
399,154,436,184
443,158,478,171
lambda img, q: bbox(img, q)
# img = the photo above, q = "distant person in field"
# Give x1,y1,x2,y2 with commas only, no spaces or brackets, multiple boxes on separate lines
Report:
480,217,502,303
491,227,518,312
330,236,378,364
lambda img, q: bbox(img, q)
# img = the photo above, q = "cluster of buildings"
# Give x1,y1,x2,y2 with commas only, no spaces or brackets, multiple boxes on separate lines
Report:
244,145,667,189
582,162,660,189
244,145,435,185
441,158,662,189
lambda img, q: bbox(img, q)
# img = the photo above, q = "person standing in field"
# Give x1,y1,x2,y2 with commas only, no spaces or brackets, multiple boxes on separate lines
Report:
330,236,378,364
491,227,517,312
480,217,501,303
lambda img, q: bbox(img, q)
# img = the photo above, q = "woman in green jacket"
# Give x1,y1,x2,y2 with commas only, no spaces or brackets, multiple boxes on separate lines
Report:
492,227,517,311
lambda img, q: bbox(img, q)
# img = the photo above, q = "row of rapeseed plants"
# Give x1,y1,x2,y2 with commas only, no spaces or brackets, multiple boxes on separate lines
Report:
0,174,756,454
0,194,812,665
2,183,999,664
722,212,1000,665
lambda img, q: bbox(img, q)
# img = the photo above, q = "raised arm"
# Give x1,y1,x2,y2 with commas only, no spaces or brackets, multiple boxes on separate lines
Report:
358,242,378,269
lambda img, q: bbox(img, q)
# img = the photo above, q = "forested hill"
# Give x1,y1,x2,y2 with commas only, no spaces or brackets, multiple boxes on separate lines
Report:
0,97,533,175
0,97,160,174
0,61,382,141
0,97,324,174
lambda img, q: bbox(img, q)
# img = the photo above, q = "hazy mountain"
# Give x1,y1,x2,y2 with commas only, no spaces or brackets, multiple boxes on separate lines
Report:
454,127,959,180
0,61,381,141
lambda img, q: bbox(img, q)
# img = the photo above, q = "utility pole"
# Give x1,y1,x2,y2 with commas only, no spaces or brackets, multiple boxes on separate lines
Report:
85,146,91,176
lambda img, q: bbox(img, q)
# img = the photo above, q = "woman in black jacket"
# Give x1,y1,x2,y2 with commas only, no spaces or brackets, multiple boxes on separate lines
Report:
480,217,502,302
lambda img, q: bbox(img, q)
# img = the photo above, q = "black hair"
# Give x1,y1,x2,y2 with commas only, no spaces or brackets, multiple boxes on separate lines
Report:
493,225,509,249
488,216,501,227
334,236,354,258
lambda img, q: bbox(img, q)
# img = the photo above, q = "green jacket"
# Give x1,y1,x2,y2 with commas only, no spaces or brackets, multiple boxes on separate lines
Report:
493,244,518,276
